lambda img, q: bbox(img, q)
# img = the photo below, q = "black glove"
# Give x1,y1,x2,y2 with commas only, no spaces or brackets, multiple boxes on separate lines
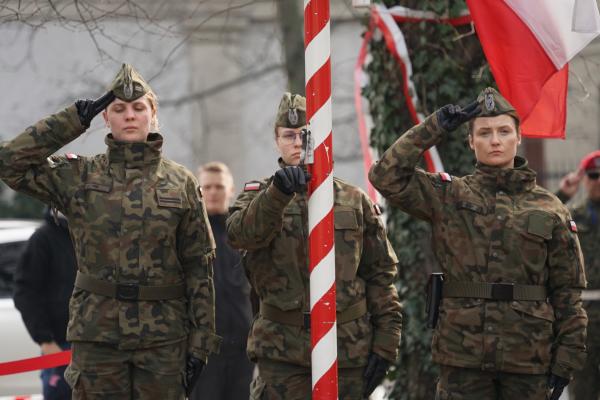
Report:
435,101,481,132
272,166,309,195
547,373,570,400
75,91,116,128
184,355,204,397
362,352,390,398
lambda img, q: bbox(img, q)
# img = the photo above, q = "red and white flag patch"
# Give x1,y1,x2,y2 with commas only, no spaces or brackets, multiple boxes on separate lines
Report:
439,172,452,182
65,153,78,160
244,182,261,192
569,220,578,233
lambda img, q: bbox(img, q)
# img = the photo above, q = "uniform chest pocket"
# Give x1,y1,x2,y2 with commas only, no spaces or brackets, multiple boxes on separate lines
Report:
156,188,183,208
522,212,554,242
334,207,361,281
334,209,359,230
78,176,118,236
509,211,553,273
453,200,487,241
281,203,302,233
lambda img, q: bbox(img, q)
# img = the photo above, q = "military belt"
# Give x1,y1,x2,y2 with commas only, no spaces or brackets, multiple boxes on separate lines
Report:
260,299,367,330
582,290,600,301
443,282,547,301
75,272,186,301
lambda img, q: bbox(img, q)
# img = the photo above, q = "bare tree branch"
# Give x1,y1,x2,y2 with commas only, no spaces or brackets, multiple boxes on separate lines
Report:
161,62,283,107
148,0,258,82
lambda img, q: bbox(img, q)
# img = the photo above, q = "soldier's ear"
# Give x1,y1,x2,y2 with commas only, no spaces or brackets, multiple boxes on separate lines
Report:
102,110,109,127
468,134,474,150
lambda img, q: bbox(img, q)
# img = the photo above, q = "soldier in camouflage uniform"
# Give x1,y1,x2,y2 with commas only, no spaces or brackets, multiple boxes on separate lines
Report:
369,87,588,399
0,64,220,399
226,93,402,400
557,150,600,400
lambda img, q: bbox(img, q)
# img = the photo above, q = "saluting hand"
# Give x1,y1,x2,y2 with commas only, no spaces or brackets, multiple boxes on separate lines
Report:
75,91,116,128
436,101,481,132
272,166,309,195
558,169,584,200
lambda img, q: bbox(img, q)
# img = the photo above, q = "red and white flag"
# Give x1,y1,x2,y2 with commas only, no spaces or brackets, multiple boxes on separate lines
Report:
466,0,600,139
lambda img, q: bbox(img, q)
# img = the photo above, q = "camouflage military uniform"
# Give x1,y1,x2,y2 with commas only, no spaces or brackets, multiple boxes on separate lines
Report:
227,165,402,400
567,200,600,399
0,105,219,398
369,110,587,399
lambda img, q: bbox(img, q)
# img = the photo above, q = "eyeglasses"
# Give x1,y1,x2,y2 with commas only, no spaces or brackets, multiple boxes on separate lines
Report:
587,172,600,180
278,130,306,145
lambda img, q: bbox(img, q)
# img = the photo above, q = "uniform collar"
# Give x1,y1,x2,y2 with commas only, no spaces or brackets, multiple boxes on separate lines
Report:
473,156,536,194
105,132,163,168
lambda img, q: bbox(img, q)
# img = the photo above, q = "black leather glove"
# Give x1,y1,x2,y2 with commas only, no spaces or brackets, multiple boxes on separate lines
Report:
435,101,481,132
363,352,390,398
272,166,308,195
184,355,204,397
547,373,570,400
75,91,116,128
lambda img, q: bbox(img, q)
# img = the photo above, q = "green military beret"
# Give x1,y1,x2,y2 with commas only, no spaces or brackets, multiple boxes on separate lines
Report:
109,63,152,101
275,93,306,129
475,87,519,122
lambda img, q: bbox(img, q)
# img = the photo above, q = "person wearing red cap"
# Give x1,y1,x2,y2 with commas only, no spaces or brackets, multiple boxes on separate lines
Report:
558,150,600,400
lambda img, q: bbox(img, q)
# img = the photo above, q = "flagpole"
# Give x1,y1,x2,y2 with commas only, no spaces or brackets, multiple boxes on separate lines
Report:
304,0,338,399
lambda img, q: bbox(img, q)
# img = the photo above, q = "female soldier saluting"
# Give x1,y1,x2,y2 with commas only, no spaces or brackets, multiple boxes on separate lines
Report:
369,87,587,400
0,64,220,399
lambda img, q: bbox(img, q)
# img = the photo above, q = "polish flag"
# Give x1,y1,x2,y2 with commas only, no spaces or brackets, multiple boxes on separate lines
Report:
466,0,600,139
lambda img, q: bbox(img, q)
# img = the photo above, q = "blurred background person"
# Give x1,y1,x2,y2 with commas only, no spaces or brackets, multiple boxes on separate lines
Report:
191,161,254,400
558,150,600,400
13,207,76,400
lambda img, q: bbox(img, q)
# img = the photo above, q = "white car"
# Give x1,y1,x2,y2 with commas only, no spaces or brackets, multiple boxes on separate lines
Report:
0,219,43,398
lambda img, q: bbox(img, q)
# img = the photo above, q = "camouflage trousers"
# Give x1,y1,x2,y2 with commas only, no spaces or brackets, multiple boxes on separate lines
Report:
250,359,365,400
570,341,600,400
435,365,549,400
64,340,186,400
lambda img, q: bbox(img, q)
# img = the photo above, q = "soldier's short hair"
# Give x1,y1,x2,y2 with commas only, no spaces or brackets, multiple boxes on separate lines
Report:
198,162,234,187
146,90,160,131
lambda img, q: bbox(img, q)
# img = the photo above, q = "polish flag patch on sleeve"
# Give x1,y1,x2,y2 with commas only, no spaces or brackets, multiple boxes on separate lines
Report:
244,182,261,192
65,153,78,160
439,172,452,182
569,220,578,233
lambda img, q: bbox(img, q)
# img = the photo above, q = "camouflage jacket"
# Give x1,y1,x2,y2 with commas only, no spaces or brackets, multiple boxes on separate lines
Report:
570,200,600,342
0,106,219,361
226,169,402,368
368,114,587,378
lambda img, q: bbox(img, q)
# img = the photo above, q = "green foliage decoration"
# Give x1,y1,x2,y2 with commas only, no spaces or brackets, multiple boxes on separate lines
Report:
362,1,495,398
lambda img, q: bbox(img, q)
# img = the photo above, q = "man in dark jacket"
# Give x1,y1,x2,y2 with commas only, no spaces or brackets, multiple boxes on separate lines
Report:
13,207,77,400
557,150,600,400
191,161,254,400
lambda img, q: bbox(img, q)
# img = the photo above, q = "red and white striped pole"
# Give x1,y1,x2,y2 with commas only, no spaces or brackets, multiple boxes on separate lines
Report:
304,0,338,399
